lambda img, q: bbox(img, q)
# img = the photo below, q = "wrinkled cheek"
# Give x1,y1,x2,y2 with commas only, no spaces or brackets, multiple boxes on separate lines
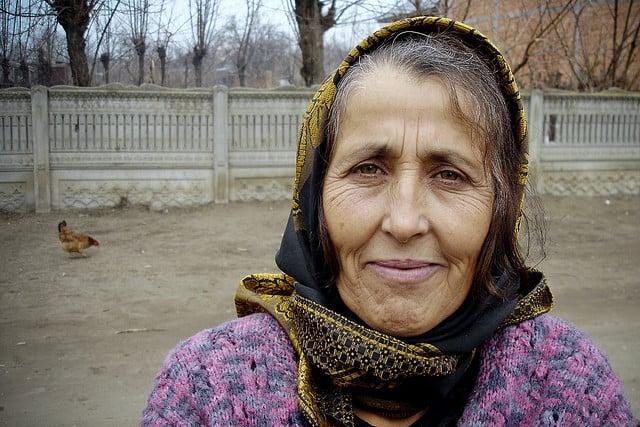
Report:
323,186,365,241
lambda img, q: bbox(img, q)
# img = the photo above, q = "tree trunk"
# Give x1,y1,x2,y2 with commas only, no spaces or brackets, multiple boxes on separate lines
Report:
37,49,52,86
157,46,167,86
49,0,92,86
134,37,146,85
19,60,30,87
295,0,327,86
100,53,110,84
183,56,189,87
193,48,205,87
1,57,11,87
63,24,91,86
238,63,247,87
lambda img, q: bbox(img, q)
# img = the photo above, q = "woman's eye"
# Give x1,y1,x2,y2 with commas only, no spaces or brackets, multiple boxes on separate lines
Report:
438,170,461,181
357,164,379,175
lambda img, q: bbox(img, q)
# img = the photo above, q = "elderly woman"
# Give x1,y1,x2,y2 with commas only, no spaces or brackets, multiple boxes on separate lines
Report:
141,17,634,426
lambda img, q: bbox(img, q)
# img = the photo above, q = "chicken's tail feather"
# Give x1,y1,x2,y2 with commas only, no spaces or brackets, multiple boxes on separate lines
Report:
58,220,67,232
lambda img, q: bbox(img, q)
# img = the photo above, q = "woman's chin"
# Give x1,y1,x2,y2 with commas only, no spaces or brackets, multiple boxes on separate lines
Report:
361,306,441,338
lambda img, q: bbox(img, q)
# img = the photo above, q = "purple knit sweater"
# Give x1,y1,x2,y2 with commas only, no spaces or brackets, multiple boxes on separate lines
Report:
141,313,635,426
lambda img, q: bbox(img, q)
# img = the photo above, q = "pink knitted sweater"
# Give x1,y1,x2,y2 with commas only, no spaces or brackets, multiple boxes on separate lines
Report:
141,313,635,426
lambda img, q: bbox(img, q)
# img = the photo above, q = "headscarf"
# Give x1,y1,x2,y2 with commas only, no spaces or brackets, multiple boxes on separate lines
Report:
236,16,553,427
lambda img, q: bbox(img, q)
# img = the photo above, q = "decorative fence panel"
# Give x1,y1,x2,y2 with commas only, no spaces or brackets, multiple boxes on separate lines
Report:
48,87,215,153
0,85,638,212
0,91,31,154
226,89,310,202
0,88,34,210
543,94,638,147
527,90,640,195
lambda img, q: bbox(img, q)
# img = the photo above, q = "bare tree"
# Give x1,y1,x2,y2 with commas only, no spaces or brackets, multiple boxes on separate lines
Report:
435,0,583,90
42,0,98,86
251,25,296,87
125,0,150,85
437,0,470,21
0,0,47,87
607,0,640,89
15,13,32,86
0,0,19,87
226,0,262,87
552,0,639,90
287,0,362,86
188,0,221,87
377,0,439,21
153,0,179,86
217,20,295,87
33,16,64,85
92,0,121,84
507,0,577,75
99,51,110,82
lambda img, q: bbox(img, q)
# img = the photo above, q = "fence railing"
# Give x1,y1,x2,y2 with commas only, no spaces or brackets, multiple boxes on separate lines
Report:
541,93,639,146
525,89,640,195
0,85,638,212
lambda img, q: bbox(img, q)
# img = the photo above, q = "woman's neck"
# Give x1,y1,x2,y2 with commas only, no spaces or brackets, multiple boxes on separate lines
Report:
354,407,428,427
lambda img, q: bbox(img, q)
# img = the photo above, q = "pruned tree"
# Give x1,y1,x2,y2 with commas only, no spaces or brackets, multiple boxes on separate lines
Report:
42,0,97,86
36,0,120,86
93,0,121,84
125,0,150,85
153,0,179,86
99,50,110,82
188,0,221,87
287,0,363,86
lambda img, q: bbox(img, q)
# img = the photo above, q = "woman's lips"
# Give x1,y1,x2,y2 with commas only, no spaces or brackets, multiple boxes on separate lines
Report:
367,260,439,284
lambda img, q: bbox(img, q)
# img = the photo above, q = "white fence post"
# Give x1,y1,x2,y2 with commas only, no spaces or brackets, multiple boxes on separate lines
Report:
213,85,229,203
527,89,544,193
31,86,51,212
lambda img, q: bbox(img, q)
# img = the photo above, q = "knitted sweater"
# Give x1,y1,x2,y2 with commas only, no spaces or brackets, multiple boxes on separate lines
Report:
141,313,635,426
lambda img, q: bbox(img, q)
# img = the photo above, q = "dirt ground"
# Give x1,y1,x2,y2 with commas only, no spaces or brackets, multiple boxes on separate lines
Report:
0,194,638,426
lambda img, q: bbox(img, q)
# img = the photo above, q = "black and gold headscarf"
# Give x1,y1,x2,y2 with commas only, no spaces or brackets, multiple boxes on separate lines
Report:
236,16,553,427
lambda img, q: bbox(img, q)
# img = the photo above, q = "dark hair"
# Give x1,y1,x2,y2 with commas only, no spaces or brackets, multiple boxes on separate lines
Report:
318,32,528,300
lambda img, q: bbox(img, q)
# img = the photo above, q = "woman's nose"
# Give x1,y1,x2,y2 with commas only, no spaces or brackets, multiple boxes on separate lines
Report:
381,178,429,243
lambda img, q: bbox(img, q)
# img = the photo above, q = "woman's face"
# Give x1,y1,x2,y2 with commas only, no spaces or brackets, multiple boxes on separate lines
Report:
322,66,494,337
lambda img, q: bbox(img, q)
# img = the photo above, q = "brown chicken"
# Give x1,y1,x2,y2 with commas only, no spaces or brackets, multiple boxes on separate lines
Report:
57,220,100,257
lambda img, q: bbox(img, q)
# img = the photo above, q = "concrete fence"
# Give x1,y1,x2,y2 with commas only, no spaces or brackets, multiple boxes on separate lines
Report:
0,84,638,212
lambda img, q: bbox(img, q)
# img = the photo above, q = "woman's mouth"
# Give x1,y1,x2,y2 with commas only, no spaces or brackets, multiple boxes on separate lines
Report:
367,260,439,284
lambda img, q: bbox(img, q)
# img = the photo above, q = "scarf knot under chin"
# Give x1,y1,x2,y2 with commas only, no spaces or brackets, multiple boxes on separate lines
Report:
289,291,482,426
290,293,461,387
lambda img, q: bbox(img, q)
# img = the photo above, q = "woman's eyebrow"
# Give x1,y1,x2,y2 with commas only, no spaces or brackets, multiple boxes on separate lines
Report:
426,149,480,168
334,143,394,163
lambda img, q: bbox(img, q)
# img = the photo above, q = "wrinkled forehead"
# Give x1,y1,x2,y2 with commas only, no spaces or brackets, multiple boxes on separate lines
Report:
329,61,493,159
